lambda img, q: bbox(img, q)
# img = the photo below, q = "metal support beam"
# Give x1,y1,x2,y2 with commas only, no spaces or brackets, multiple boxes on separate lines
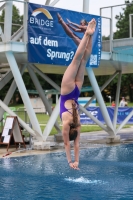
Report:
83,0,113,135
100,7,112,54
116,110,133,134
23,0,29,43
110,7,113,46
5,51,43,141
82,71,118,109
50,0,60,6
0,64,26,120
86,67,114,133
4,0,13,41
0,26,5,41
11,26,24,41
0,3,5,11
29,65,62,140
113,71,122,130
0,70,13,90
56,94,59,104
79,105,108,132
129,14,133,38
83,0,89,13
43,99,61,141
45,0,51,5
27,65,61,133
110,18,113,53
30,64,60,91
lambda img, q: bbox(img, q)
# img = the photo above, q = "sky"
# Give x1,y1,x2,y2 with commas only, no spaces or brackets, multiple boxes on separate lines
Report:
2,0,126,36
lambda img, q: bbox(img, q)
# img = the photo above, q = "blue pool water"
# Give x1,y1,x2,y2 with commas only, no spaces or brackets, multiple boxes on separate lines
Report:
0,144,133,200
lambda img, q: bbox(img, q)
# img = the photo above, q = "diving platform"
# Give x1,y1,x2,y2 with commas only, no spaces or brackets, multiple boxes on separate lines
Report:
0,40,133,76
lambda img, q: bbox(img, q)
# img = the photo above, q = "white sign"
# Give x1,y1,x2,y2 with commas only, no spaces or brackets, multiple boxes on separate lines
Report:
4,118,14,129
3,135,10,143
2,128,9,137
78,97,96,107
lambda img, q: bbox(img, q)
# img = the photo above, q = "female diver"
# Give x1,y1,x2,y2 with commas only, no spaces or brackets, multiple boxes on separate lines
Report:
60,18,96,169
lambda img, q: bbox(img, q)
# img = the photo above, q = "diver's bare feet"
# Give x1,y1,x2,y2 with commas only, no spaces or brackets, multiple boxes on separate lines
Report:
57,13,63,23
86,18,96,36
67,18,71,24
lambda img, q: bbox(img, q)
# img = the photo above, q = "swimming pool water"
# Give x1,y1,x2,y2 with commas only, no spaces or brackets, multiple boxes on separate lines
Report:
0,144,133,200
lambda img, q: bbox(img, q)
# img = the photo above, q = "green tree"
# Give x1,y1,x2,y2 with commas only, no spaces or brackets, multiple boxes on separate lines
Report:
0,5,23,35
114,0,133,39
102,35,109,40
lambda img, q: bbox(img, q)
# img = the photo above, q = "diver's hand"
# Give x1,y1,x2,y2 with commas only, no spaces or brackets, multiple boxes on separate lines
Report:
69,161,79,170
73,161,79,170
69,162,74,169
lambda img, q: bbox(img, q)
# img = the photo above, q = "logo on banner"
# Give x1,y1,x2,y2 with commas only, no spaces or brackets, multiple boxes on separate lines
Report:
30,8,54,27
32,8,53,18
29,6,75,62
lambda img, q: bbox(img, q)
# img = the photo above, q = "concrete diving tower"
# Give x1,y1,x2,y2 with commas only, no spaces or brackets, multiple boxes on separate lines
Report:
0,0,133,146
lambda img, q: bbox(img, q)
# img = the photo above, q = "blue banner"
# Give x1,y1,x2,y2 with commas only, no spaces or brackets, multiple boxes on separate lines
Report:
80,107,133,124
28,3,102,67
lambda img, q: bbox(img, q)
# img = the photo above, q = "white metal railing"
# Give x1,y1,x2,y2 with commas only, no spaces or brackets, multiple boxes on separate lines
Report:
0,0,28,43
100,3,133,53
129,14,133,38
0,0,27,3
0,0,60,43
100,16,112,53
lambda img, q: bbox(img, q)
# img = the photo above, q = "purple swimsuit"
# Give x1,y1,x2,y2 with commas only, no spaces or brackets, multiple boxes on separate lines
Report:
60,85,80,119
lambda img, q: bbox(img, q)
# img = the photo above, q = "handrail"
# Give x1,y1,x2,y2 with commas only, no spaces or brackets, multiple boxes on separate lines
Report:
0,0,28,42
0,22,22,27
100,3,133,56
101,16,112,53
129,14,133,38
100,3,133,10
0,0,27,3
0,0,60,43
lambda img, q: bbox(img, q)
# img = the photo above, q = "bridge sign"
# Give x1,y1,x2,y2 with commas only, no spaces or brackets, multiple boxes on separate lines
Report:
27,3,102,68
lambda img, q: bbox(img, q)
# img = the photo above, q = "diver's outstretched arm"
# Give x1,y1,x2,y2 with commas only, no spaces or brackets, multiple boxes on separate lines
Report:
67,19,87,32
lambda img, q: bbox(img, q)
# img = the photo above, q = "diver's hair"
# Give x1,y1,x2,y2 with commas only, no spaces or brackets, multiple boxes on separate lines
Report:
80,19,88,25
69,102,80,141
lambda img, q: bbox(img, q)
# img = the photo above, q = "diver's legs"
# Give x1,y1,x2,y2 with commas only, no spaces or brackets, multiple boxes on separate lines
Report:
61,19,96,94
75,36,92,89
